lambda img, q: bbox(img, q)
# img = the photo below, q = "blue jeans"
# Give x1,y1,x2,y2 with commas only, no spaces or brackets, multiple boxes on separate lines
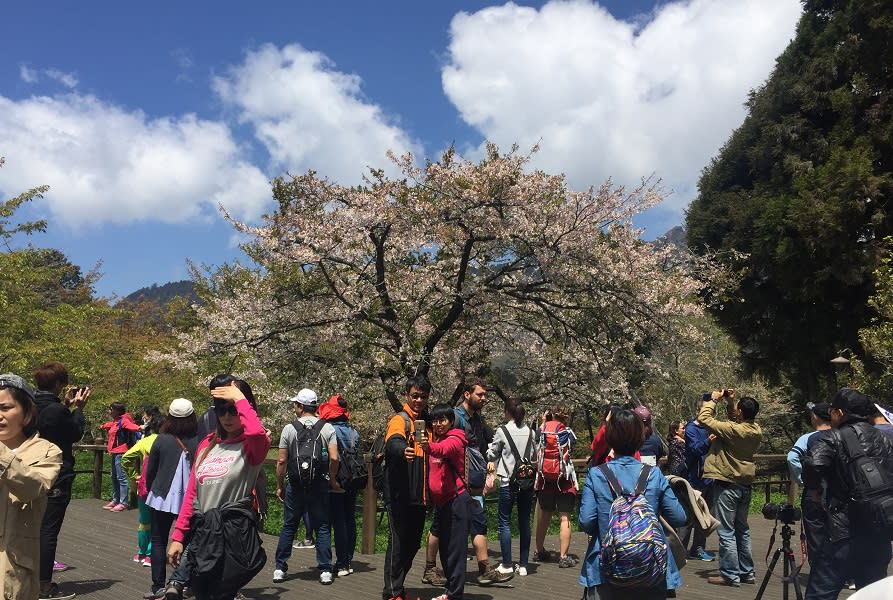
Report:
110,453,129,505
498,484,533,566
275,479,332,572
330,489,357,568
713,480,754,583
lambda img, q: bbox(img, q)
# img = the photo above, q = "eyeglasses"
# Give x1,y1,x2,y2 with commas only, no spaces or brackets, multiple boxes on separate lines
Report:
409,393,429,400
214,404,239,417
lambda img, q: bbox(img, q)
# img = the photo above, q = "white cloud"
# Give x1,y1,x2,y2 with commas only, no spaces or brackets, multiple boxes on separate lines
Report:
45,68,79,89
19,65,79,88
0,94,270,227
442,0,802,216
213,43,422,183
19,65,38,83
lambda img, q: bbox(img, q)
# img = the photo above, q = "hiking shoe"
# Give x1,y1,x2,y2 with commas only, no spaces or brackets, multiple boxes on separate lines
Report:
142,590,165,599
273,569,286,583
293,538,315,549
38,584,76,600
478,566,513,585
53,560,69,572
320,571,333,585
421,565,447,586
557,555,577,568
532,548,556,562
689,548,715,561
164,582,183,600
514,563,528,576
234,593,248,600
707,576,740,587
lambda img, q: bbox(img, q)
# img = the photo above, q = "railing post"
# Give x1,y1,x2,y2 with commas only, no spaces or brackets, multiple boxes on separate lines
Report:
361,455,379,554
787,478,799,505
92,446,104,499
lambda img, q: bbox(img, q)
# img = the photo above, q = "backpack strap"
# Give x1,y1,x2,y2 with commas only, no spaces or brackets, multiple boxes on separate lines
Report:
633,464,653,496
502,425,524,476
398,411,411,438
598,463,625,498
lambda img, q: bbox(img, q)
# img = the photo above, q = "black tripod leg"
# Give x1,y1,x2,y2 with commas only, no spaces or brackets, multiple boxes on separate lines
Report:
755,549,782,600
784,550,804,600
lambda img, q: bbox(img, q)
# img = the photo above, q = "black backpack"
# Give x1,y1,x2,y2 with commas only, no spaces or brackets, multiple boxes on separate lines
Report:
288,419,327,487
335,424,368,492
839,424,893,537
371,411,409,494
501,425,536,492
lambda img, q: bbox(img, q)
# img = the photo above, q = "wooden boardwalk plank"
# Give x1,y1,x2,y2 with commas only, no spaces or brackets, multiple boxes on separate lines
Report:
53,499,878,600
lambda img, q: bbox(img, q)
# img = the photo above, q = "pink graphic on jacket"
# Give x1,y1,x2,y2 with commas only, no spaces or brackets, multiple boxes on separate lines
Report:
196,454,237,484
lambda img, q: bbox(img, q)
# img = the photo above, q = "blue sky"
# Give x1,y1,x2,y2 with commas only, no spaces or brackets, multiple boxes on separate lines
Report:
0,0,802,298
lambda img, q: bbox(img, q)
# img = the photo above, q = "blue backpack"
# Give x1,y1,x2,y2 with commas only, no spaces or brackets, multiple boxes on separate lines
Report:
598,463,668,588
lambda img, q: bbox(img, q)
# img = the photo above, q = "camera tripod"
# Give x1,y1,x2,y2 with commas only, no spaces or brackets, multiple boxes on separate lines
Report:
754,522,803,600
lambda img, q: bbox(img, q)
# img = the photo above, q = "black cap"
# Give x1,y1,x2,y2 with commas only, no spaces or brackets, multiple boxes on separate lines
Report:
701,392,711,402
806,401,831,421
829,388,873,417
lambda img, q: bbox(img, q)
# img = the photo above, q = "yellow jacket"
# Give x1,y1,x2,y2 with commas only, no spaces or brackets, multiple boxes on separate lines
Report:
698,400,762,485
0,434,62,600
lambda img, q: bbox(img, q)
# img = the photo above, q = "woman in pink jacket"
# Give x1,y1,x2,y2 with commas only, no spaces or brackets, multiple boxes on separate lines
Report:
421,403,482,600
100,402,142,511
166,375,270,600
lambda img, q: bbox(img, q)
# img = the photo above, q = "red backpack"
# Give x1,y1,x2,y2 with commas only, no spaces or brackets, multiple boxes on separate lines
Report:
538,420,569,482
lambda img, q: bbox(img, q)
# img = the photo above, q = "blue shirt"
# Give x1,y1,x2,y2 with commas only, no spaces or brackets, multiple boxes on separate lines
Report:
787,431,815,486
684,420,711,489
578,456,687,590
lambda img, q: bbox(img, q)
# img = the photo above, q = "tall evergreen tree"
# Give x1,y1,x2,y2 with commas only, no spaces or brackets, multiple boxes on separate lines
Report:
686,0,893,401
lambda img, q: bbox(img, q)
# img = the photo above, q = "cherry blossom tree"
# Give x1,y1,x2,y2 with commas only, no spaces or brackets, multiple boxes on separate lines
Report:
157,145,711,416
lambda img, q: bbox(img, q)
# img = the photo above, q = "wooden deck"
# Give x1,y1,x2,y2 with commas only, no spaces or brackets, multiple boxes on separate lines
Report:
54,498,875,600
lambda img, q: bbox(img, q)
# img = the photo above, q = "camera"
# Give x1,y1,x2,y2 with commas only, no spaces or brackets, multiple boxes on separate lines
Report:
762,503,801,524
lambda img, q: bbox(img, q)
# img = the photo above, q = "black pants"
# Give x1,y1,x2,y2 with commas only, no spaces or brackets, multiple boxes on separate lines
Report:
584,584,665,600
438,493,474,600
805,535,892,600
800,491,825,565
150,509,179,591
382,503,427,600
40,479,73,583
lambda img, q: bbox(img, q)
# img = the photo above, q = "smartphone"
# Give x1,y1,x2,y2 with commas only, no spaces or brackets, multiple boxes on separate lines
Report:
414,419,427,442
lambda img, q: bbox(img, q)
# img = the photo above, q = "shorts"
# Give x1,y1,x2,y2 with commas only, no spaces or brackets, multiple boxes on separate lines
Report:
537,489,575,513
430,494,487,537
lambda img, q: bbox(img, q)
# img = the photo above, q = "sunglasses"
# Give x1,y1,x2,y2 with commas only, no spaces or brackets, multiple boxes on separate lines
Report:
214,404,239,417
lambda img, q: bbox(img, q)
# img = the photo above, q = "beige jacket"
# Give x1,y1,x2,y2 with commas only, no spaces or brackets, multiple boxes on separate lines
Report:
698,400,762,485
0,434,62,600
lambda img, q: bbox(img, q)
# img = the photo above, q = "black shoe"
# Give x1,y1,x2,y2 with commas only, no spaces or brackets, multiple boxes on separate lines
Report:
164,582,184,600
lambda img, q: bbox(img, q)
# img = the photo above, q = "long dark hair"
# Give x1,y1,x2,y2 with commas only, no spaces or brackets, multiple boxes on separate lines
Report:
505,399,526,427
666,420,682,445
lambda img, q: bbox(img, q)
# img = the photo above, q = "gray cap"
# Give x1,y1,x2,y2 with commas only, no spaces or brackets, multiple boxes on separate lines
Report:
0,373,36,401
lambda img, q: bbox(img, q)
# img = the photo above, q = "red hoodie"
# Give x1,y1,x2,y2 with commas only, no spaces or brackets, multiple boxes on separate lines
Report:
100,413,141,454
426,427,467,507
590,422,640,465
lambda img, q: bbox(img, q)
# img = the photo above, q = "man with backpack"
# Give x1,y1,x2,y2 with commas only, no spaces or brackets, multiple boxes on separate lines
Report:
274,388,340,586
802,388,893,600
698,389,761,587
320,393,365,577
421,378,512,587
533,404,578,568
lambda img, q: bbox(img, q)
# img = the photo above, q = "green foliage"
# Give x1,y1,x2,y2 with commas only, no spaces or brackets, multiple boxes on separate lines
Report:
685,0,893,402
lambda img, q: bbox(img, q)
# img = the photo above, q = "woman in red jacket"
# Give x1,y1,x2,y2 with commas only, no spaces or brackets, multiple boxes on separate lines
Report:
421,403,481,600
100,402,141,511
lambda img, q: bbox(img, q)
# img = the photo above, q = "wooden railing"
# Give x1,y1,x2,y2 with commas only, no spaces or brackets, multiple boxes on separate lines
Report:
74,445,798,555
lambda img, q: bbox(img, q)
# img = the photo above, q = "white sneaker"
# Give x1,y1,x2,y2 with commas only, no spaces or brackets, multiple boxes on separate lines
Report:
273,569,286,583
496,564,514,576
320,571,333,585
514,564,528,577
337,565,352,577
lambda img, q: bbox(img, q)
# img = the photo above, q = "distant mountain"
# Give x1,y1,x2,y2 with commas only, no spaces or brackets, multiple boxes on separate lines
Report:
122,280,198,306
653,225,687,251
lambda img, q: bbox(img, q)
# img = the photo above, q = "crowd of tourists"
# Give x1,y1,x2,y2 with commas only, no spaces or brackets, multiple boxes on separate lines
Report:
1,362,893,600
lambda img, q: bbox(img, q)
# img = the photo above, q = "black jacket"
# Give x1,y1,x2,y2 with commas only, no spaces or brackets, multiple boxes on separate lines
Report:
35,390,85,486
803,417,893,542
185,497,266,598
145,433,199,498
